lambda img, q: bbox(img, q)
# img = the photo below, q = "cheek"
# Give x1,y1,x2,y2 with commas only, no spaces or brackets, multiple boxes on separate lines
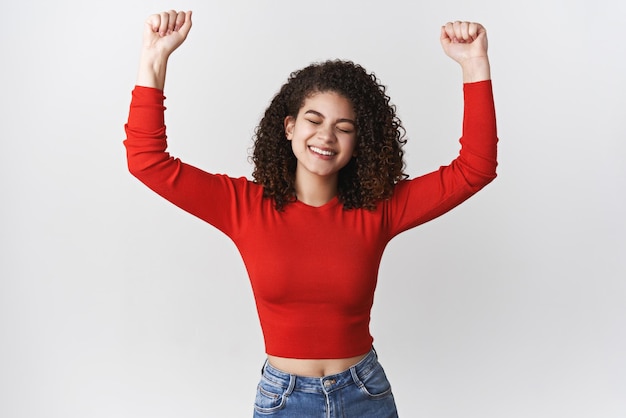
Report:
344,137,358,155
290,137,306,156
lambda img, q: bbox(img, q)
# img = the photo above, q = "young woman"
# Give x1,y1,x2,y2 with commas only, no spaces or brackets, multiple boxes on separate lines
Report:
124,10,497,417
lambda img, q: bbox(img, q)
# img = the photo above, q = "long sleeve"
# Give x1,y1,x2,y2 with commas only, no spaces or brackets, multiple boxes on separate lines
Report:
123,86,259,237
386,80,498,236
458,80,498,185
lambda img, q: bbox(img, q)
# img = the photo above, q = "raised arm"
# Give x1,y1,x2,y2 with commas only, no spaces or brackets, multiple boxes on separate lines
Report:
137,10,193,90
386,22,497,235
124,11,251,237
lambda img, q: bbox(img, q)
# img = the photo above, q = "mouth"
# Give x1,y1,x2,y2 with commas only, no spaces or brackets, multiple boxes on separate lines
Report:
309,146,336,157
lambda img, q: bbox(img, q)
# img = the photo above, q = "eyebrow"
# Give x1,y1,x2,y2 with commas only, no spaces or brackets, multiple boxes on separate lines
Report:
304,110,355,125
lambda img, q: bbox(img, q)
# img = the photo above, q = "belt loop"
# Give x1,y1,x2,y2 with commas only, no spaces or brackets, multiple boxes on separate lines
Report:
285,373,296,396
350,365,364,389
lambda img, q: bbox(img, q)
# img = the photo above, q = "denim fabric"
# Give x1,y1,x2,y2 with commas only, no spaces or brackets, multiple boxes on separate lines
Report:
253,348,399,417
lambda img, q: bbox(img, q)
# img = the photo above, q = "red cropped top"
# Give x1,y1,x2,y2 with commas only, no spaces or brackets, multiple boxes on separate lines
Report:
124,81,497,359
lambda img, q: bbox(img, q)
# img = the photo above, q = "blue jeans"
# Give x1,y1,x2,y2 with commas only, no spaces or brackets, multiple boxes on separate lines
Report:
253,348,399,417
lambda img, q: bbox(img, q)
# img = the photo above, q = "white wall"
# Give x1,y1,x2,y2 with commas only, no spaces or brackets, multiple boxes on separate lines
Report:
1,0,624,417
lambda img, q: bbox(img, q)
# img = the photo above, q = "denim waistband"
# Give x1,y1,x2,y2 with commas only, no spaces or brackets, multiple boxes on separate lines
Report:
261,347,379,394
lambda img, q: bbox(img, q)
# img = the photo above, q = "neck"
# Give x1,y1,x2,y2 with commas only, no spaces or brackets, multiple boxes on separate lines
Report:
294,173,338,207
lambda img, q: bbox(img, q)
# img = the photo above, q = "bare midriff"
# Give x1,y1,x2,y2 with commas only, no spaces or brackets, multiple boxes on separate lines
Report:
267,352,370,378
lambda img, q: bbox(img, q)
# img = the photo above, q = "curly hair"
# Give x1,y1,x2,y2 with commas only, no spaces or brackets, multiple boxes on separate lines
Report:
252,60,407,211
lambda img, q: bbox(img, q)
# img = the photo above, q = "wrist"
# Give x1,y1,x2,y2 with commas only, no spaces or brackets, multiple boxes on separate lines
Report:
136,50,169,90
460,56,491,83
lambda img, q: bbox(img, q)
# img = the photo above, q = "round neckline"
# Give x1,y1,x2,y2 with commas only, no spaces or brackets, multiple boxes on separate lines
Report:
291,195,341,211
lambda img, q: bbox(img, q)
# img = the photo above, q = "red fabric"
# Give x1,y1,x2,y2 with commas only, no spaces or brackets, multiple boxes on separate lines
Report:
124,81,498,359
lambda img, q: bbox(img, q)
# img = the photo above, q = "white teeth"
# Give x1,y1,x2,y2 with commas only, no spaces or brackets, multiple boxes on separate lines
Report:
310,146,336,156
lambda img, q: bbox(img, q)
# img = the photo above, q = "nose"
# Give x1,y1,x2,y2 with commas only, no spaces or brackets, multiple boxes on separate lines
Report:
317,123,336,142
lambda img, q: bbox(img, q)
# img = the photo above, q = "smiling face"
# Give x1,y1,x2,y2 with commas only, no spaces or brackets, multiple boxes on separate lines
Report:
284,91,357,190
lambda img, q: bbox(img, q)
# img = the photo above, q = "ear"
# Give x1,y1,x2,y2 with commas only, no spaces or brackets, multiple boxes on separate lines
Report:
284,116,295,140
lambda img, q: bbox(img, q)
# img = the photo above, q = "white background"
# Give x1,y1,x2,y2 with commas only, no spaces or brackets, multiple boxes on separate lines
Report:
1,0,625,417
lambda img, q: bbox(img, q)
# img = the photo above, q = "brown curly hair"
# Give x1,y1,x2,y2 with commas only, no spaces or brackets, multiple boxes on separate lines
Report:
252,60,407,211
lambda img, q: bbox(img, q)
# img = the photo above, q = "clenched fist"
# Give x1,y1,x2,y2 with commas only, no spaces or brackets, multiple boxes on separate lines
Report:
440,21,490,82
142,10,193,58
136,10,193,89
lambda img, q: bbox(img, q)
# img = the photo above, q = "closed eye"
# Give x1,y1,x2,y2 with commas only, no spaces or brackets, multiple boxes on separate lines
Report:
337,125,355,134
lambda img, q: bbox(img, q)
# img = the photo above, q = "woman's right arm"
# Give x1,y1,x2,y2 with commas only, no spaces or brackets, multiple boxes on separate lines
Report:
124,11,253,237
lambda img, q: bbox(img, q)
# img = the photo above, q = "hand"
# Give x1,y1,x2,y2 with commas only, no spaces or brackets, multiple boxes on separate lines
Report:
142,10,193,58
136,10,192,89
440,21,488,64
440,21,490,82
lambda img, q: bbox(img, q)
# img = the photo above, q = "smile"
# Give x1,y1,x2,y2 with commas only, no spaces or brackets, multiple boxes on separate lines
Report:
309,146,336,157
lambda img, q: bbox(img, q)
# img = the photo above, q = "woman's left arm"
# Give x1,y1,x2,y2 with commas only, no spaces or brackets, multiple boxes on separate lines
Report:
386,22,496,235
